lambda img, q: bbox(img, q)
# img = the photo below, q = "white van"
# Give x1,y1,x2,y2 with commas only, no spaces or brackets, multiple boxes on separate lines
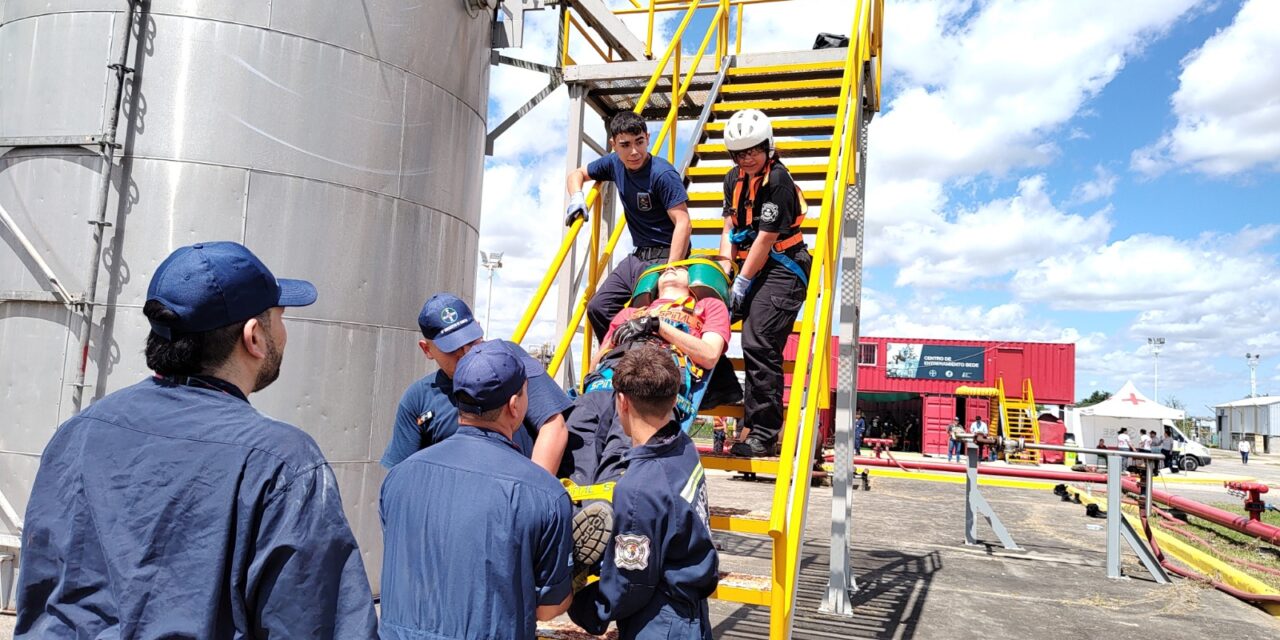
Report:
1165,420,1212,472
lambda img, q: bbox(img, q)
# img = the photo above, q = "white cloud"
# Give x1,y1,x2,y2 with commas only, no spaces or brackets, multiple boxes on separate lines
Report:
1011,225,1280,312
874,175,1112,288
1132,0,1280,177
1070,165,1118,204
872,0,1200,183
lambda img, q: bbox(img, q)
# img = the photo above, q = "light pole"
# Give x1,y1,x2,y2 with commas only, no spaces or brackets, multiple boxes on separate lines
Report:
480,251,504,335
1246,353,1261,398
1147,337,1165,404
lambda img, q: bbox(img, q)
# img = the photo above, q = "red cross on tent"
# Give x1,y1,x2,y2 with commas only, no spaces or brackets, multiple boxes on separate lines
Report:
1124,393,1144,405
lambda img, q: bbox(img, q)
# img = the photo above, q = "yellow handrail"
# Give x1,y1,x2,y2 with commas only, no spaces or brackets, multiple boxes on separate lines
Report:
764,1,877,636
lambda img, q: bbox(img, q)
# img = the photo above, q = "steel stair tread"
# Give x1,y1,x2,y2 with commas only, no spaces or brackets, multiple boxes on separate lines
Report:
691,217,818,233
727,60,845,77
685,162,829,182
686,189,825,204
708,506,772,535
712,97,839,116
720,78,842,95
713,571,773,606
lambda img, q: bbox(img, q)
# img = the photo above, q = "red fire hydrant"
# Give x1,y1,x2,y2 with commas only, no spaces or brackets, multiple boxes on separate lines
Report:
863,437,895,459
1224,481,1270,522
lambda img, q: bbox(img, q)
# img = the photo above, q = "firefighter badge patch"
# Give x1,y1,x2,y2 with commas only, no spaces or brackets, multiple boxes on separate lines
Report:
614,534,651,570
761,201,779,223
637,192,653,211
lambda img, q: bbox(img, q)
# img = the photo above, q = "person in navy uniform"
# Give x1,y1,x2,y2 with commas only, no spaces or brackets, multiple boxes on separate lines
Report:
569,347,719,639
380,341,575,640
380,293,571,474
565,110,692,342
718,108,813,457
16,242,377,639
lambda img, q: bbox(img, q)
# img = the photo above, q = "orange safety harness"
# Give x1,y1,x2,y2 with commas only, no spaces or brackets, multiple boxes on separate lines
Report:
726,156,808,259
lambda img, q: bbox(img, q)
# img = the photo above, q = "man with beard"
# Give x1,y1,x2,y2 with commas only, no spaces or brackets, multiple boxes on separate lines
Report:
16,242,377,639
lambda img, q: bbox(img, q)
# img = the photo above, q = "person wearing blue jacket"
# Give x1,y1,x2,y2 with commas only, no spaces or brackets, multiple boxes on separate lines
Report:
380,293,571,475
569,346,719,639
15,242,376,639
380,341,575,639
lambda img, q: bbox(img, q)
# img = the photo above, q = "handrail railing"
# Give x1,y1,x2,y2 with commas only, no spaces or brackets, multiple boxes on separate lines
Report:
765,1,879,636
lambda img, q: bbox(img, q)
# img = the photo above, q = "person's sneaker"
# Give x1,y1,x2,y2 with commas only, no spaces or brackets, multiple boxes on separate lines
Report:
572,501,614,569
730,437,771,457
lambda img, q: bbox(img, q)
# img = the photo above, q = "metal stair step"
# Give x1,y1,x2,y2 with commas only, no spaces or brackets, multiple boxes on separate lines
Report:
727,60,845,78
728,357,795,373
695,139,834,160
721,78,842,96
686,189,826,204
699,404,745,419
701,451,778,474
712,97,839,117
709,506,772,535
704,116,838,138
691,217,818,233
713,571,773,606
685,162,829,183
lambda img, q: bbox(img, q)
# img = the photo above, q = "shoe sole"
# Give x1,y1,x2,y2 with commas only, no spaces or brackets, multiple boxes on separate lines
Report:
573,502,614,568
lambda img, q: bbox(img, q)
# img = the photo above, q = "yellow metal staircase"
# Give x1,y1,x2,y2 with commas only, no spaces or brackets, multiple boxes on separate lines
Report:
957,378,1043,465
515,2,884,638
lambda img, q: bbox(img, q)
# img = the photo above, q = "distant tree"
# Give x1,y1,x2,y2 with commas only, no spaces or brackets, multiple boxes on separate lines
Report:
1078,390,1111,407
1164,396,1185,410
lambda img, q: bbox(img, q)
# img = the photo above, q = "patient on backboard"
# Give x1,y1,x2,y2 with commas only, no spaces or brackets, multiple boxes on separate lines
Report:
557,258,739,487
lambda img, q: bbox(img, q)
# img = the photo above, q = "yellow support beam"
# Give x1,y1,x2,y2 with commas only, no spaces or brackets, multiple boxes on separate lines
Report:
709,507,772,535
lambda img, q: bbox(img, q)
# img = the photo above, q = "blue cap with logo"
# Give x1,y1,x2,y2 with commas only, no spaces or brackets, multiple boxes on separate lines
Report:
418,293,484,353
146,241,317,340
452,341,528,414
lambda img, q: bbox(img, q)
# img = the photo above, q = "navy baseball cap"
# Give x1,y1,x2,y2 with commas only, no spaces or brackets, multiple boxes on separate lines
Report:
418,293,484,353
146,241,317,340
452,341,527,414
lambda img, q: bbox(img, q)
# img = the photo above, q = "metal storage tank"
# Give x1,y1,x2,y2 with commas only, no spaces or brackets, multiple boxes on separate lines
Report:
0,0,491,592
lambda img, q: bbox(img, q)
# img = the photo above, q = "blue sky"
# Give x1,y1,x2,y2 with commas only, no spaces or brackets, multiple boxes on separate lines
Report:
478,0,1280,416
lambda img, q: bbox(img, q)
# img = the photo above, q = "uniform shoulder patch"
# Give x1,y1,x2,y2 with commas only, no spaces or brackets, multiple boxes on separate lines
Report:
761,201,779,223
614,533,651,571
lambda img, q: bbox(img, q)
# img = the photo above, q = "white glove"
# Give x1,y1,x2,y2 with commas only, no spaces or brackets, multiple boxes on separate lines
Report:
565,191,588,227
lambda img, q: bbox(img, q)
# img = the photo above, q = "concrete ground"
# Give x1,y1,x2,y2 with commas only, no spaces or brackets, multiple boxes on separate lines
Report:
704,465,1280,640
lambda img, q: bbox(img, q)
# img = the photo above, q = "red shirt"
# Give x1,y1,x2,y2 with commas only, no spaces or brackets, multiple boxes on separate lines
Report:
605,297,731,346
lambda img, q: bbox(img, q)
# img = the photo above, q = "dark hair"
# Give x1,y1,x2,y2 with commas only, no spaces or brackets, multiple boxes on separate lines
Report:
143,300,267,375
613,346,679,418
456,385,526,424
1119,427,1128,434
609,111,647,139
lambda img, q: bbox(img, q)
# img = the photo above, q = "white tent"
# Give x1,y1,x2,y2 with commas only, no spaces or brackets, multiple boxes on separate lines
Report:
1067,381,1185,449
1079,381,1185,421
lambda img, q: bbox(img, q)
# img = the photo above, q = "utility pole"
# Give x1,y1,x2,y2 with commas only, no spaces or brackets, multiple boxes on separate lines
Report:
480,251,504,335
1246,353,1261,398
1148,337,1165,404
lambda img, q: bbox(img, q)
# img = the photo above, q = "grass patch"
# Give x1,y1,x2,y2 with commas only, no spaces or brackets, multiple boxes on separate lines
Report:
1149,502,1280,591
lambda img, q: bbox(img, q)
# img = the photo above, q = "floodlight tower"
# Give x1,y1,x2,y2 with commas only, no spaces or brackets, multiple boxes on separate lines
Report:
1246,353,1261,398
480,251,504,335
1148,337,1165,403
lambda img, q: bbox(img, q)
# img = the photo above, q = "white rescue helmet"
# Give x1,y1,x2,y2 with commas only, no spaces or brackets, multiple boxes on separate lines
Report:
723,109,773,154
